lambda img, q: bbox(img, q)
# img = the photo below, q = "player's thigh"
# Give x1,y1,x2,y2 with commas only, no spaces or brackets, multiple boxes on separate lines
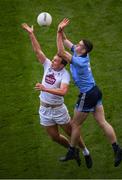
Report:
60,121,72,137
93,104,106,124
44,125,60,140
93,104,105,120
73,109,89,126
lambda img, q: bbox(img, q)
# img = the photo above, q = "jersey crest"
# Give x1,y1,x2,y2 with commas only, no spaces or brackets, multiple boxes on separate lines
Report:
45,73,56,85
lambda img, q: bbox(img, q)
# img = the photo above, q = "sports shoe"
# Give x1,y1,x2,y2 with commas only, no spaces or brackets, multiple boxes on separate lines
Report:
84,154,93,168
59,147,81,166
114,147,122,167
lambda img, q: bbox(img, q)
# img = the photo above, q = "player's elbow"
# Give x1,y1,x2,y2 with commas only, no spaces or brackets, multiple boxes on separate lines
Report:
57,46,65,55
58,50,66,59
57,50,63,57
61,88,68,96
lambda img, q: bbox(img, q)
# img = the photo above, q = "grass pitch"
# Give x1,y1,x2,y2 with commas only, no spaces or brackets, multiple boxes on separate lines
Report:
0,0,122,179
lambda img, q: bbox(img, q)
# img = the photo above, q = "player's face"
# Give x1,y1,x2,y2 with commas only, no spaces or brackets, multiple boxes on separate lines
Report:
51,55,64,70
76,40,86,55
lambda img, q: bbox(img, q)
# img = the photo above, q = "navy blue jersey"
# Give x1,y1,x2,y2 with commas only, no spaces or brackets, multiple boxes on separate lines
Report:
70,45,95,93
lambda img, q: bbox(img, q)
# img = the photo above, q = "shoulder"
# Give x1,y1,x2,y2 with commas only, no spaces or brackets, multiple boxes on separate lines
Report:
43,58,51,65
61,68,70,84
43,58,52,69
71,54,89,67
62,68,70,79
62,68,70,75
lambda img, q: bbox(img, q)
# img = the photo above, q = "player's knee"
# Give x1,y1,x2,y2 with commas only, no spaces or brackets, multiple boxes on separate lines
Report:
72,120,81,130
98,120,108,129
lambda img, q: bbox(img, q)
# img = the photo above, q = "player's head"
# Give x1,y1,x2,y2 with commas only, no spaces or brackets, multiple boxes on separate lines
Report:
76,39,93,56
51,54,67,70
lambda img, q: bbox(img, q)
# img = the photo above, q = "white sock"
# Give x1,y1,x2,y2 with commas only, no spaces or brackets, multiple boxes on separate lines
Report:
82,147,90,156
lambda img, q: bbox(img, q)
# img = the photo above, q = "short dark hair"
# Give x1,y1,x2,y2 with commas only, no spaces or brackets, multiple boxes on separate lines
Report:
57,53,68,66
61,59,68,66
82,39,93,53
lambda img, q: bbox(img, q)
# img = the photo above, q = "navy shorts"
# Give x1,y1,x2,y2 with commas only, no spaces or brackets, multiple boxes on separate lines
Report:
75,85,102,112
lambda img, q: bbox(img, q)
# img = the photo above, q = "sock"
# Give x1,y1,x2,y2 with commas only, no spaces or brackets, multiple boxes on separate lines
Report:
82,147,90,156
112,142,119,153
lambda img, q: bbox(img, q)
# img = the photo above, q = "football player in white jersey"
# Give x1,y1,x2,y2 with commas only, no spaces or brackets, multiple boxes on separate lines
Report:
22,23,92,168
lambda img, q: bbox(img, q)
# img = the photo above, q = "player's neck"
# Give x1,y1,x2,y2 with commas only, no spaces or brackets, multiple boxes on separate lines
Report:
77,51,87,57
52,67,64,71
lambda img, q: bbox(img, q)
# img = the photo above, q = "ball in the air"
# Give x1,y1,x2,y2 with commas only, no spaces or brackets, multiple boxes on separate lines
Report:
37,12,52,26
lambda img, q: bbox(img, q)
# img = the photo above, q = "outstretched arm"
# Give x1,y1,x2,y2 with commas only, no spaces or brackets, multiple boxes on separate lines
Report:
57,18,72,63
22,23,46,64
57,18,73,49
62,31,73,50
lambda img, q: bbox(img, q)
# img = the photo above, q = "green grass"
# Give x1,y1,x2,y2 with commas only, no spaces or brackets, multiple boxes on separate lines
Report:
0,0,122,178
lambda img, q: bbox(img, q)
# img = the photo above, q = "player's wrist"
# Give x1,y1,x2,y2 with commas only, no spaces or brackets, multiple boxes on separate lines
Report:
57,30,62,34
29,31,33,35
57,27,63,33
41,86,46,91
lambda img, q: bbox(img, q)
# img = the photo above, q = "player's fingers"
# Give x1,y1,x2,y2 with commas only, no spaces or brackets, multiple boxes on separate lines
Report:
61,18,69,27
35,82,40,86
64,18,69,23
35,86,40,89
64,18,70,24
35,88,40,91
23,23,28,27
60,18,67,24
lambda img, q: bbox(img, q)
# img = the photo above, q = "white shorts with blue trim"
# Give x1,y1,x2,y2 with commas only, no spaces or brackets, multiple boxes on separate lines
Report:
39,104,70,126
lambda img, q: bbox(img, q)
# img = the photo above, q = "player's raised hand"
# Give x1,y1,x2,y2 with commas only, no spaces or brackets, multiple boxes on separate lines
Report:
21,23,34,34
58,18,70,32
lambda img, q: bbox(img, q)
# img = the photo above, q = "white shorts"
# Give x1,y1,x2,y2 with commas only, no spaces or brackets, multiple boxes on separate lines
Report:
39,104,70,126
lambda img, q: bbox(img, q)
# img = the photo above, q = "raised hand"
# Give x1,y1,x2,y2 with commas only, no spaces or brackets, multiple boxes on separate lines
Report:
58,18,70,32
21,23,34,34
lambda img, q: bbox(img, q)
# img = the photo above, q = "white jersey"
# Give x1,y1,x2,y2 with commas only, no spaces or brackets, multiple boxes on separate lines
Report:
39,59,70,105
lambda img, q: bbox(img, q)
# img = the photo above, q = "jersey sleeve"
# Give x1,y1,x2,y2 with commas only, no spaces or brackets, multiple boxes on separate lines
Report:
43,58,51,71
71,45,75,52
61,70,70,84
